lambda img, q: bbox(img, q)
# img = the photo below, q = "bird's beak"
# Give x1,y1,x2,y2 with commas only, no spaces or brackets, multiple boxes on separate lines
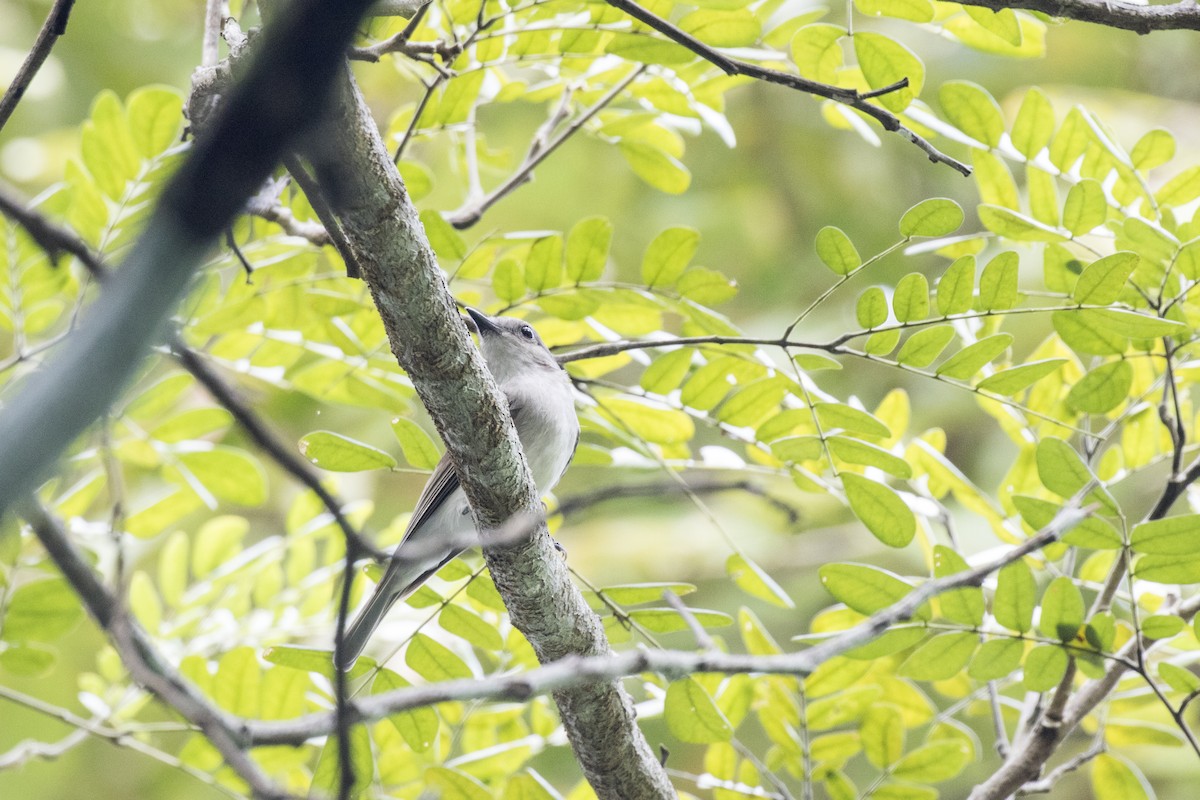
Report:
465,307,500,336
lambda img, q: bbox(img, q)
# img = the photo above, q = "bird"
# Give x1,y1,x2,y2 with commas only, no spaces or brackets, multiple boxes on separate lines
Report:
336,308,579,669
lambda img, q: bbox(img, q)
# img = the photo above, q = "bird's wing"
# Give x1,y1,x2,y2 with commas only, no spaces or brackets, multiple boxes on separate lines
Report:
401,451,462,540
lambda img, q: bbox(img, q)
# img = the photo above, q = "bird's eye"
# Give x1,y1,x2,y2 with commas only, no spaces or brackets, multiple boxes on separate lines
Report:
519,325,536,341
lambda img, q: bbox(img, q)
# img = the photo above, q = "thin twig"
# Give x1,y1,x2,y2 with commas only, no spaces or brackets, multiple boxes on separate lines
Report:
18,500,293,800
601,0,969,175
0,0,76,132
447,65,647,228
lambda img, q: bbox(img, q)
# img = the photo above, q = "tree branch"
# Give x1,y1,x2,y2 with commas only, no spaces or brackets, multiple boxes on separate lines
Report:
243,500,1091,745
214,46,676,797
956,0,1200,34
601,0,971,175
18,500,291,800
0,0,76,132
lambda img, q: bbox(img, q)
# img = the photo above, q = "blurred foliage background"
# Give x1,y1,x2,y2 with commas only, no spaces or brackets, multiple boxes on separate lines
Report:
2,0,1200,798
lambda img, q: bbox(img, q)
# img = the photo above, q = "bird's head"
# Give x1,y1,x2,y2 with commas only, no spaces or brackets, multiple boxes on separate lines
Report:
465,308,561,384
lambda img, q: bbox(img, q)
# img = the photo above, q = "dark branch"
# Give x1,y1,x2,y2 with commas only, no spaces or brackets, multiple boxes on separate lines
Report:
0,0,76,132
957,0,1200,34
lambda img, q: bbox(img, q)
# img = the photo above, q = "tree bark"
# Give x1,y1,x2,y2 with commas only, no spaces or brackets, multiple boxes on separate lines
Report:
296,65,675,798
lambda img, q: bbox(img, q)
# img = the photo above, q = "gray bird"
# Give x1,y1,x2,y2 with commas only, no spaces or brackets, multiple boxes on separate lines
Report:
337,309,578,668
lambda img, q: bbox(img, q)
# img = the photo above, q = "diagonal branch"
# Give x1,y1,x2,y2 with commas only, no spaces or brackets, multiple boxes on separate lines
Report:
0,0,76,132
18,499,292,800
956,0,1200,34
243,499,1092,745
602,0,971,175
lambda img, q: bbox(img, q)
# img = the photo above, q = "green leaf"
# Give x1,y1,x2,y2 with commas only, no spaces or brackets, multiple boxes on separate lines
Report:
1012,495,1122,550
640,349,694,394
1010,87,1054,158
312,726,374,799
1175,238,1200,280
425,767,490,800
0,643,56,676
1023,644,1068,691
860,705,904,768
978,251,1018,311
896,325,956,368
892,740,971,782
1,579,82,642
727,553,795,608
968,638,1024,681
853,0,934,23
814,403,892,438
718,377,788,426
791,24,846,84
853,32,923,112
1135,554,1200,584
933,546,984,627
214,647,261,717
595,582,696,606
973,150,1018,209
1131,129,1175,171
602,397,694,444
856,286,889,328
936,256,975,315
828,436,912,478
300,431,397,472
1086,614,1116,651
899,198,964,238
842,473,916,547
1061,179,1107,237
1075,308,1186,340
818,562,925,617
566,216,612,282
391,418,441,470
126,86,183,158
1066,360,1132,415
129,571,162,631
678,267,738,305
978,204,1066,242
525,234,563,293
866,328,901,356
150,408,233,443
1159,662,1200,694
1156,165,1200,206
158,530,189,607
935,334,1013,380
794,353,842,372
492,258,525,304
995,560,1036,633
1141,615,1184,640
406,633,474,681
939,81,1004,147
439,604,504,650
1091,754,1151,800
374,669,439,751
420,209,467,260
627,607,733,633
620,141,691,194
1039,577,1084,642
1072,252,1139,305
963,5,1022,45
1130,515,1200,555
892,273,929,322
772,435,823,463
1051,309,1128,356
815,226,861,275
899,632,978,680
665,677,733,742
976,359,1066,396
642,227,700,287
193,516,247,578
679,9,761,46
175,447,267,505
1036,437,1116,511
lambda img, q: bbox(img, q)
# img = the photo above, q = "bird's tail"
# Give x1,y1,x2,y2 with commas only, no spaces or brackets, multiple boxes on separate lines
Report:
334,557,451,671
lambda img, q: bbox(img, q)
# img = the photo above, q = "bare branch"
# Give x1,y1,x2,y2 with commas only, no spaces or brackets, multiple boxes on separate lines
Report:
0,0,76,132
18,500,292,800
956,0,1200,34
202,0,225,67
446,66,647,229
602,0,970,175
246,501,1091,745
